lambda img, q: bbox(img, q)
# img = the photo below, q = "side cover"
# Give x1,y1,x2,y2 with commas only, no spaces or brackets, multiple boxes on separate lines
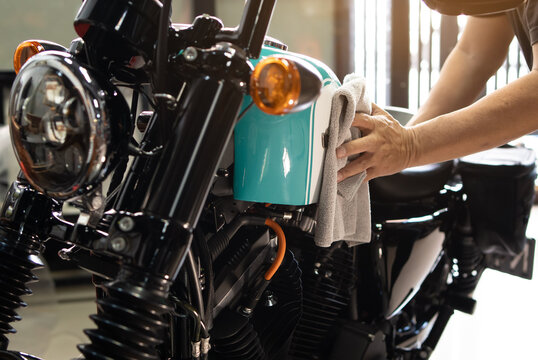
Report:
234,45,340,205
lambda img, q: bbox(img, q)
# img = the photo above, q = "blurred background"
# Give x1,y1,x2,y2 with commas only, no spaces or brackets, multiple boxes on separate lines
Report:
0,0,536,359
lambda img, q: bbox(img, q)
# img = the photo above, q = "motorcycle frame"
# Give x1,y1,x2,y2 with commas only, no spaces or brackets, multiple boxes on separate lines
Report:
0,0,280,356
0,0,513,358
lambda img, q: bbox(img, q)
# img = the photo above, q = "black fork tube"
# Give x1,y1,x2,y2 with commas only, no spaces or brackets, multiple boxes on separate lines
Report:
143,76,243,234
79,75,245,360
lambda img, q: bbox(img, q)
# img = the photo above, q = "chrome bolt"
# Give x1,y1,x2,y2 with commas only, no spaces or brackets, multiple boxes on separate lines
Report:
240,306,253,315
12,188,22,199
5,206,13,217
313,262,321,276
184,47,198,62
58,249,70,261
264,292,277,307
117,217,135,232
110,236,127,252
91,196,103,210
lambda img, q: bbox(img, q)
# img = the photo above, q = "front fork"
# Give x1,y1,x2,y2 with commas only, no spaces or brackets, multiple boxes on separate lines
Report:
0,44,246,359
77,75,244,359
0,181,60,354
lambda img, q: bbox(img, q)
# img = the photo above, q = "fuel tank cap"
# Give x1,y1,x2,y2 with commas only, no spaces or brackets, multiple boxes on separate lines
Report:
263,36,288,51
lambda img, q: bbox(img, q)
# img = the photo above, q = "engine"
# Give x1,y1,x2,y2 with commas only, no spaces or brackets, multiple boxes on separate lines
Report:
201,197,357,360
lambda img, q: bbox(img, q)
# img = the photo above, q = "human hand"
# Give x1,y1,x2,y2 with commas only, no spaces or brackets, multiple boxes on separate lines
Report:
336,103,417,182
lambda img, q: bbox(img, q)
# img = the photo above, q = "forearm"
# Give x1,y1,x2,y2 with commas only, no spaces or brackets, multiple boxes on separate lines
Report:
409,50,490,125
408,15,513,126
409,70,538,166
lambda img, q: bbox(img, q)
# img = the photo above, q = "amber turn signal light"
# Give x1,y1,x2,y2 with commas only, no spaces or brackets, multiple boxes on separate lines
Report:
13,40,46,74
250,57,301,115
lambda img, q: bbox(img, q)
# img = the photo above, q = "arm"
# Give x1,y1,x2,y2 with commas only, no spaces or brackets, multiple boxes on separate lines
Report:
337,52,538,181
410,68,538,165
408,14,514,125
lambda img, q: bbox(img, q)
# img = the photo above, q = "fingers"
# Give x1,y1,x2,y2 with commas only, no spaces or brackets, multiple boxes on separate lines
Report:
352,112,375,129
336,102,405,182
371,102,390,116
336,135,377,158
353,102,396,128
337,154,372,182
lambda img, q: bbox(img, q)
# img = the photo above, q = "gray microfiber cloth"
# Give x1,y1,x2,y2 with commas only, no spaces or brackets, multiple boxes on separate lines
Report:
314,73,371,247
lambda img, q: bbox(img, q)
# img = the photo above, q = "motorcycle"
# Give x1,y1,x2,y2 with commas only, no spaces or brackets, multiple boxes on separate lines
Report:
0,0,536,359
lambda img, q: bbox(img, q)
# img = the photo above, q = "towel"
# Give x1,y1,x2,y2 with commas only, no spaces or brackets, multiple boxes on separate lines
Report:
314,74,371,247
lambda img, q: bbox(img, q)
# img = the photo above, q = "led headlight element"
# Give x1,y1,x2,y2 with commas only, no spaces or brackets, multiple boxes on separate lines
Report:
9,51,130,199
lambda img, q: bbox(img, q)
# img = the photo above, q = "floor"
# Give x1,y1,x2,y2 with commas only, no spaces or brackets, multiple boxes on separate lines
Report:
6,209,538,359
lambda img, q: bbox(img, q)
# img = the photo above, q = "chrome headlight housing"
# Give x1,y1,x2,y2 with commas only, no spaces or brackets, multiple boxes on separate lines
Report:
9,51,130,199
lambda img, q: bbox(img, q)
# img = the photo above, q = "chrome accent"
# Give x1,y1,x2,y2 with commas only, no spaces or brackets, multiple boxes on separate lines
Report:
191,341,201,359
385,208,448,225
201,337,211,355
117,216,135,232
183,46,198,62
110,236,127,253
263,36,288,51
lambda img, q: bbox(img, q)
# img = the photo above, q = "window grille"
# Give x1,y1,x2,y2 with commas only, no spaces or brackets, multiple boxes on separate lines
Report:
354,0,529,112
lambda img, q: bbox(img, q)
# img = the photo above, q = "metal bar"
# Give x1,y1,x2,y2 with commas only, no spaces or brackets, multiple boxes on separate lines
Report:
374,0,378,103
505,56,510,84
428,12,433,91
439,15,458,66
389,0,409,107
216,0,262,52
363,0,367,77
248,0,277,59
517,45,522,77
215,0,276,59
334,0,355,81
417,0,422,109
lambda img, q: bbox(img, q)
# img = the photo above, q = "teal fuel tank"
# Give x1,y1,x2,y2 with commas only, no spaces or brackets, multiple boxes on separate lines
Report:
233,44,340,205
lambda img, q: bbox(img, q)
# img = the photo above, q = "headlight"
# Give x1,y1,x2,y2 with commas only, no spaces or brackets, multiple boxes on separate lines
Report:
9,51,130,199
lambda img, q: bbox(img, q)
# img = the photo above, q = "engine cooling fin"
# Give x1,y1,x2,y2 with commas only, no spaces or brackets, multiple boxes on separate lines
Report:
78,280,173,360
288,243,356,359
0,235,43,350
211,251,303,360
254,251,302,360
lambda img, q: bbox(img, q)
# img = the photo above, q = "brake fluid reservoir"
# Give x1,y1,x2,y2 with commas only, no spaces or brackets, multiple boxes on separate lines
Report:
233,44,340,205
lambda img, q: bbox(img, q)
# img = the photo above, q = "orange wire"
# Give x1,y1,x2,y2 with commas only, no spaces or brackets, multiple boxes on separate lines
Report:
264,218,286,280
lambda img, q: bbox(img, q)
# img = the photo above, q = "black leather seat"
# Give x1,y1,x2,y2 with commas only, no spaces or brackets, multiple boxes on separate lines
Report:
369,160,455,202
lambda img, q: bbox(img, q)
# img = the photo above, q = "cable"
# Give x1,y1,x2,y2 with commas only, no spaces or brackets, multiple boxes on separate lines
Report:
186,249,205,329
263,218,286,280
207,215,266,261
116,83,156,109
170,295,205,341
236,101,254,122
194,227,214,329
